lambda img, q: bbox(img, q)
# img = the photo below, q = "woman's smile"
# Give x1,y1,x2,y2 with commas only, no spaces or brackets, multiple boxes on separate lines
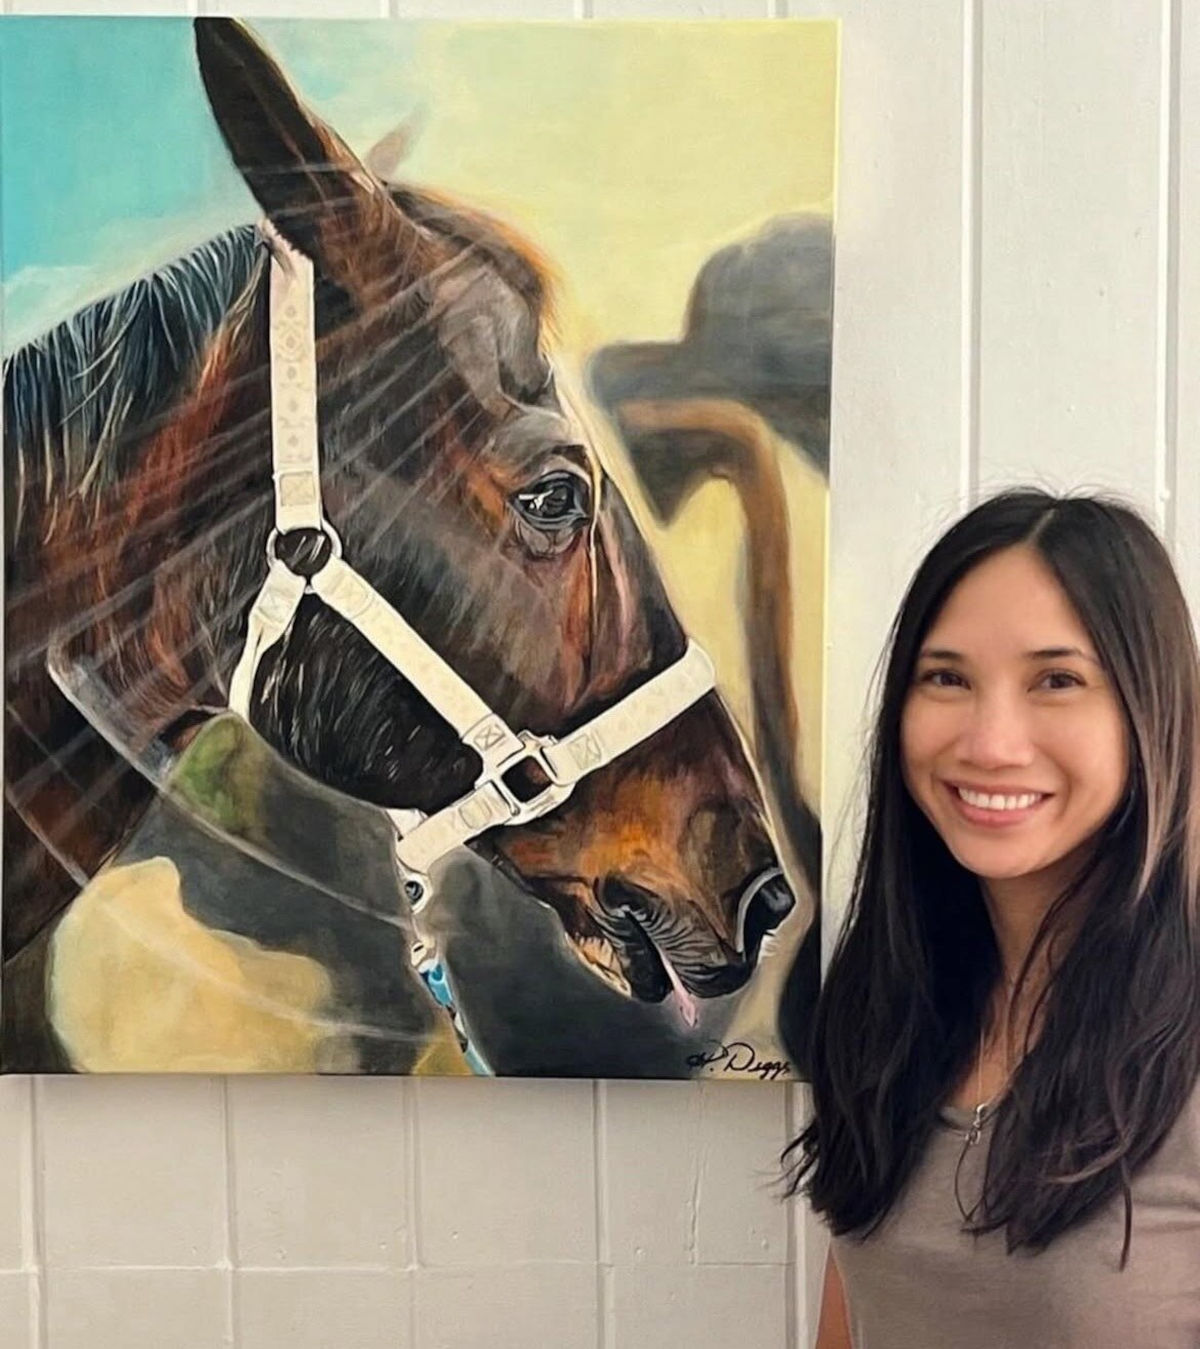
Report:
943,781,1050,827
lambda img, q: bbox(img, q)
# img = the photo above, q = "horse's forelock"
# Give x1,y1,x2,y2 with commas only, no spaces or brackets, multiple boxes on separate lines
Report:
388,185,557,330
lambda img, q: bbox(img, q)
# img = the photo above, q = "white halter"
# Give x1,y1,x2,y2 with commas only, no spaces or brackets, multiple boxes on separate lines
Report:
229,233,716,907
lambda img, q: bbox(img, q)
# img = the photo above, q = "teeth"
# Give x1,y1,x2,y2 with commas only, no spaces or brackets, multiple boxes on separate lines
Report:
570,935,632,997
956,787,1042,812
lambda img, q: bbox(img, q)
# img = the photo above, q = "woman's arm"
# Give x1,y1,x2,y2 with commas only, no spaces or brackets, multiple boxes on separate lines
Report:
815,1250,853,1349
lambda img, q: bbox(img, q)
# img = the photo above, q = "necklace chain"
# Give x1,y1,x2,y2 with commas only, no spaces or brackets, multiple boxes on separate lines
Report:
966,976,1019,1146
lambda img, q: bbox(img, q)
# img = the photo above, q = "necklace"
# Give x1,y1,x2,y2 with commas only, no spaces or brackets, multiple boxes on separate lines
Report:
954,1023,999,1221
964,1022,994,1147
964,973,1022,1144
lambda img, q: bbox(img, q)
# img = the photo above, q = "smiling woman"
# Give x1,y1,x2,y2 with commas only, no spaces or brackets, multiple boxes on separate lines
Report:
783,489,1200,1349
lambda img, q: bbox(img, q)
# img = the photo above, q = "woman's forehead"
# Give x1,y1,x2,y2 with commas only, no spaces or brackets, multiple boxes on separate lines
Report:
925,549,1095,651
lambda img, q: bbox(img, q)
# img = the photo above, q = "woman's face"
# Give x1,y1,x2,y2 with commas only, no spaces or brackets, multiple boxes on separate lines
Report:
900,545,1128,904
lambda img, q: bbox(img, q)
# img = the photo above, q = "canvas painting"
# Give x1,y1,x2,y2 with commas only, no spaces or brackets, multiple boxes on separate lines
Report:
1,17,836,1077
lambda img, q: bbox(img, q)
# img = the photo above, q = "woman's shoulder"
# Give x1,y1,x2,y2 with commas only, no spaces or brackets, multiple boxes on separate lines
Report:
1133,1071,1200,1209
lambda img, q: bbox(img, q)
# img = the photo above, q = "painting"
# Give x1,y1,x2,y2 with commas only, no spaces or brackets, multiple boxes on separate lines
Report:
1,17,836,1077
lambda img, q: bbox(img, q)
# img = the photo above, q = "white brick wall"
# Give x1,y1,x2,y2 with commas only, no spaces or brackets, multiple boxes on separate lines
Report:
2,1,1197,1345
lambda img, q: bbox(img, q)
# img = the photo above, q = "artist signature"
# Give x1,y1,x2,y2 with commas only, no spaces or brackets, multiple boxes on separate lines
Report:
686,1040,792,1082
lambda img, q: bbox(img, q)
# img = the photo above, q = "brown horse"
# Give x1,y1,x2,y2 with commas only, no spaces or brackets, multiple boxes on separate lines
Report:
3,19,797,1058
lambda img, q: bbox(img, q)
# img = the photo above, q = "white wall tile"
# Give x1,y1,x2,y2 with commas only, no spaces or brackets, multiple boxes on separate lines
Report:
392,0,577,15
613,1263,787,1348
415,1079,595,1266
199,0,386,15
238,1269,411,1349
605,1082,790,1266
604,1081,702,1264
414,1264,597,1349
591,0,770,14
694,1083,789,1264
0,1080,32,1271
230,1077,410,1268
39,1078,226,1268
7,0,187,10
44,1269,231,1349
0,1272,36,1349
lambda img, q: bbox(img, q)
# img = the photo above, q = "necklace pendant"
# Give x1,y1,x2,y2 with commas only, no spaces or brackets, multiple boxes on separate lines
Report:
965,1103,986,1146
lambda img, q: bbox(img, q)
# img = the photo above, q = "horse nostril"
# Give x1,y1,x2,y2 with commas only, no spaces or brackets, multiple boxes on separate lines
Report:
737,867,795,958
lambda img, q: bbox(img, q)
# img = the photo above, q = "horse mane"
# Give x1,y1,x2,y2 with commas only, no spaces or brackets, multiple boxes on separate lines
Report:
3,224,268,552
4,188,555,560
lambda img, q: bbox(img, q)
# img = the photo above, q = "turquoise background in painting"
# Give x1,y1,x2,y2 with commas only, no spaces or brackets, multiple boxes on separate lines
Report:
0,21,240,275
0,20,425,348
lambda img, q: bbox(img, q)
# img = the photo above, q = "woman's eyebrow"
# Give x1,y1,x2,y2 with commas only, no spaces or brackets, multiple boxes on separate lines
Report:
1024,645,1099,663
915,645,1099,663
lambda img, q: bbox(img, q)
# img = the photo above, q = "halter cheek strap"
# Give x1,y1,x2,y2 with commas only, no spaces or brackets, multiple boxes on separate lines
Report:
229,232,716,902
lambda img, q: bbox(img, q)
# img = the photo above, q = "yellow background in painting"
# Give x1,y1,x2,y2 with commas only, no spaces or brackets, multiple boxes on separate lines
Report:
399,21,836,805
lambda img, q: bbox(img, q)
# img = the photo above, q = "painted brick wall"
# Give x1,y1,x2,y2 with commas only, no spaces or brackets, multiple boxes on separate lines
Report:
1,1,1196,1345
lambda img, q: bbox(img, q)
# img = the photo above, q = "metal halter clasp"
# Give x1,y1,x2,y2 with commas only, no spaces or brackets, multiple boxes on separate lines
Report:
266,521,343,578
477,730,575,829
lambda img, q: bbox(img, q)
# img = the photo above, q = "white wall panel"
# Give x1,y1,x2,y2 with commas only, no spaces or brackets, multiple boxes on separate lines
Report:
393,0,578,13
37,1077,227,1269
592,0,769,14
1171,0,1200,596
43,1269,231,1349
0,1079,32,1271
237,1269,411,1349
0,1271,36,1349
693,1083,790,1265
414,1079,596,1268
199,0,387,15
976,1,1167,508
228,1077,411,1269
414,1264,598,1349
612,1263,788,1347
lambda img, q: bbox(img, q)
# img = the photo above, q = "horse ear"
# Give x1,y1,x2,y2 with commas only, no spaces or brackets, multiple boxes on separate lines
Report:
194,18,435,301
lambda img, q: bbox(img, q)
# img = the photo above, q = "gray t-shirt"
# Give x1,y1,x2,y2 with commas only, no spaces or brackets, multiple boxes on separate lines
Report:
833,1081,1200,1348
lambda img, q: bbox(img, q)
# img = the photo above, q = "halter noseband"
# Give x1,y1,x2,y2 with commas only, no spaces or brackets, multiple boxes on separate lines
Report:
229,231,716,907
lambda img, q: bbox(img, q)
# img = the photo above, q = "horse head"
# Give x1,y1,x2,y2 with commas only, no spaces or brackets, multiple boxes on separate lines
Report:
125,20,800,1013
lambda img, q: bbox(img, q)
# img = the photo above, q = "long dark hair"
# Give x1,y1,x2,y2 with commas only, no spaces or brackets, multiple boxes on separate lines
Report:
785,488,1200,1262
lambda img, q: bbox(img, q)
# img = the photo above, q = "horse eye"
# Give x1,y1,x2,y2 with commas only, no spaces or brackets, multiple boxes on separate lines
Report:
512,471,590,529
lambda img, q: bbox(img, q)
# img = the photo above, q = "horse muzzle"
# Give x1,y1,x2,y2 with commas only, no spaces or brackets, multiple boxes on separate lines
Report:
589,867,796,1006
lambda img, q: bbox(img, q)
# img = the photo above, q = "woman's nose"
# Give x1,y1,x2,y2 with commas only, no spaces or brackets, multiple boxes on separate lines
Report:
955,694,1035,768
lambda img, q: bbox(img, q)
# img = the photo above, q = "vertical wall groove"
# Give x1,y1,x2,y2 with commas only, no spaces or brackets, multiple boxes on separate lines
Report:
782,1085,798,1349
592,1082,612,1349
30,1081,46,1349
962,0,983,508
1160,0,1182,549
220,1083,240,1349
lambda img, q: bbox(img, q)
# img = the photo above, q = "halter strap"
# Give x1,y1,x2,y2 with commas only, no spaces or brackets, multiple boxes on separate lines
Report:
229,230,716,900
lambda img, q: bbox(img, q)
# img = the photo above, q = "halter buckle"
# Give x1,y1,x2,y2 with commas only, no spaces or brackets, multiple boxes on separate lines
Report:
474,731,575,829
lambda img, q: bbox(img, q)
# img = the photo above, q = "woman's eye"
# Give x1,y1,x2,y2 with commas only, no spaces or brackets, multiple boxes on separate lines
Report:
512,471,590,529
1038,670,1084,691
918,668,965,689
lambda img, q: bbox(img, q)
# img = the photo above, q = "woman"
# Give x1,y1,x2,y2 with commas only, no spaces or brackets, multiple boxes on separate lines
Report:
786,489,1200,1348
